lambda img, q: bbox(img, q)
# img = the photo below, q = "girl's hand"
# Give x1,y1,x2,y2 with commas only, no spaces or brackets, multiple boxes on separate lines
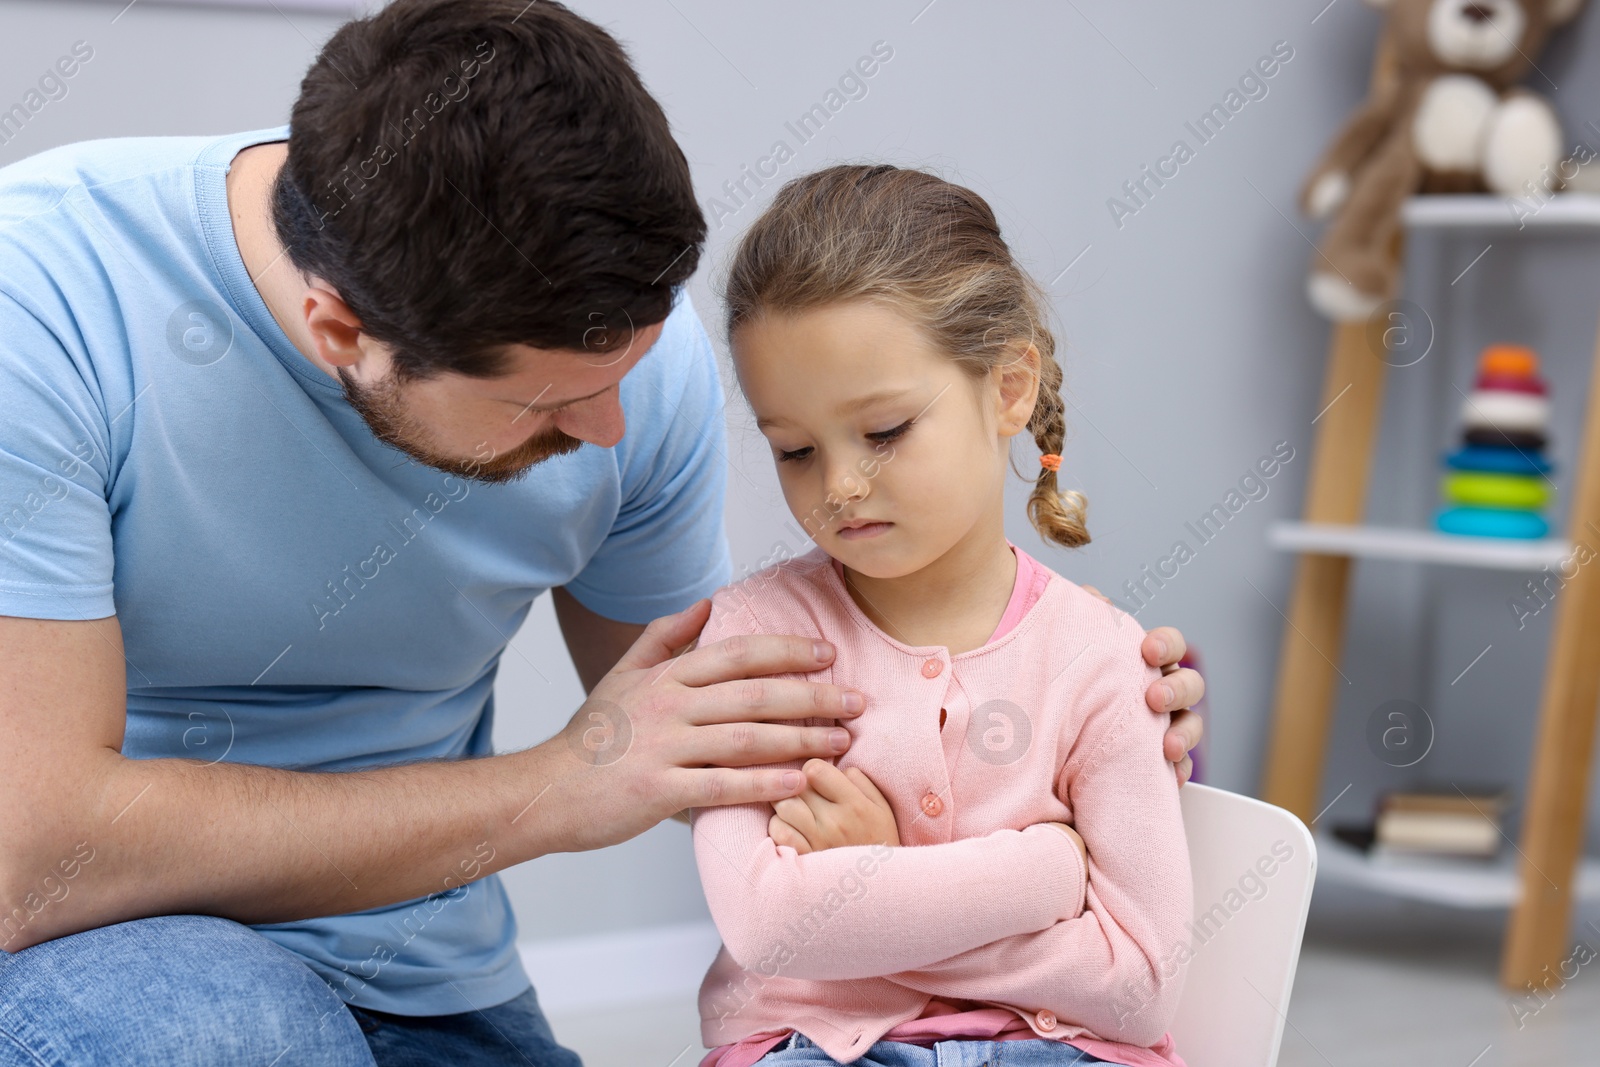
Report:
1042,821,1088,868
768,758,900,853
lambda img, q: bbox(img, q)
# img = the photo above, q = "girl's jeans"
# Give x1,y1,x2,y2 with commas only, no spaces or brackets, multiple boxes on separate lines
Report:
760,1030,1118,1066
0,914,580,1066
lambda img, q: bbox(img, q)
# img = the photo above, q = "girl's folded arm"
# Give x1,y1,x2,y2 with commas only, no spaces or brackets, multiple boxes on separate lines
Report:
690,584,1086,981
692,800,1084,981
881,643,1193,1046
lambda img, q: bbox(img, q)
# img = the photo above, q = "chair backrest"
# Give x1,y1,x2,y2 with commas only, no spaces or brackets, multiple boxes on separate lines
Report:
1168,783,1317,1067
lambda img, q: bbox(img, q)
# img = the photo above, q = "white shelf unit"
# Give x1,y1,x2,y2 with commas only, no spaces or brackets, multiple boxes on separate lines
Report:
1401,192,1600,231
1267,521,1573,571
1315,830,1600,910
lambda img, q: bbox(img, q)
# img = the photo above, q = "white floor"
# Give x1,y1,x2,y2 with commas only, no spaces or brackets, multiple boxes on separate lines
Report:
543,890,1600,1067
1276,888,1600,1067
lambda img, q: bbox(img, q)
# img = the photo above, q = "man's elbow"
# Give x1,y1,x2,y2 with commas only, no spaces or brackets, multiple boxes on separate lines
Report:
0,870,75,953
0,891,37,952
0,913,56,954
0,789,108,953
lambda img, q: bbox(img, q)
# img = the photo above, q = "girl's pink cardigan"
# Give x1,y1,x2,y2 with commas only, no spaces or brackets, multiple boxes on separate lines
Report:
690,546,1192,1066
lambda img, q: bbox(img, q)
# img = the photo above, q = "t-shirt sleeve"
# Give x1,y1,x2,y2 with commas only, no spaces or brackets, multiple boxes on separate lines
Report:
0,288,115,620
562,291,733,624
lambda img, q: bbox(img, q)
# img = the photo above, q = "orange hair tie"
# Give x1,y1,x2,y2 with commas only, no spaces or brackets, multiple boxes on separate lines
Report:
1039,453,1062,472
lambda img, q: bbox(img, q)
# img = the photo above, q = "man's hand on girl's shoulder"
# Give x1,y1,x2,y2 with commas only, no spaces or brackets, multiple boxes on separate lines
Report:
1079,585,1206,786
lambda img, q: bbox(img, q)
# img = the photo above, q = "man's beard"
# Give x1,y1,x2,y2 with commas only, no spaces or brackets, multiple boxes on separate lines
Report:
338,368,585,485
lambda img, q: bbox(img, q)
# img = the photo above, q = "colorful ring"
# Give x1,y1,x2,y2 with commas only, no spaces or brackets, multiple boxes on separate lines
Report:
1463,427,1547,451
1441,471,1551,509
1472,373,1547,396
1458,390,1551,433
1478,345,1538,379
1437,506,1549,540
1445,445,1552,476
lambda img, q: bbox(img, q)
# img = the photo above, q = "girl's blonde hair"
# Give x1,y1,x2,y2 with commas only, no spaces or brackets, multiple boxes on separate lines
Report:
722,164,1090,549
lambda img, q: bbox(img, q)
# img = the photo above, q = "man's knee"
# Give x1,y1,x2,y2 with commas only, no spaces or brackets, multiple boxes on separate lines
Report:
0,914,374,1067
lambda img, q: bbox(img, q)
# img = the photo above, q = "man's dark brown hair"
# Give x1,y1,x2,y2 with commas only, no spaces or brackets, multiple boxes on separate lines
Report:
272,0,704,380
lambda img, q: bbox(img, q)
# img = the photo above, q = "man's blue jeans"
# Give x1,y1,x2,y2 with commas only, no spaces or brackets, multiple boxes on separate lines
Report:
0,915,583,1066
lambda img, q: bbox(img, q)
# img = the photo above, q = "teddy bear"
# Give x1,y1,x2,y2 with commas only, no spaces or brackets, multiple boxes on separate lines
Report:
1300,0,1588,321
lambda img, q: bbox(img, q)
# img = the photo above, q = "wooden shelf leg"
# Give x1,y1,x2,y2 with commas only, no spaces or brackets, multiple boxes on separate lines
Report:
1263,555,1356,821
1501,312,1600,990
1262,320,1390,822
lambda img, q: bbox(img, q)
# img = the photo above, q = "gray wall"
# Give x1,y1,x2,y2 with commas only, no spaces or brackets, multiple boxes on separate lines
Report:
4,0,1598,944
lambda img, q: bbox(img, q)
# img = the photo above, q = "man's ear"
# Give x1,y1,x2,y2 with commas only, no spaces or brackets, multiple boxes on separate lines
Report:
993,341,1042,438
302,282,367,370
1549,0,1587,25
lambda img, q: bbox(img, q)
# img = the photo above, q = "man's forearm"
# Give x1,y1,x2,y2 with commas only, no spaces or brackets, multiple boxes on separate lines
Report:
3,737,588,952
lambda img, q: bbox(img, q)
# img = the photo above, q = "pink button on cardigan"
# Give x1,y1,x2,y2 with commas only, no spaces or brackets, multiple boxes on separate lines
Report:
690,545,1192,1066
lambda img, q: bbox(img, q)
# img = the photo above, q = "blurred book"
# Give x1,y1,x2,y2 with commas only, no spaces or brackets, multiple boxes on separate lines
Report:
1377,786,1508,858
1331,786,1510,860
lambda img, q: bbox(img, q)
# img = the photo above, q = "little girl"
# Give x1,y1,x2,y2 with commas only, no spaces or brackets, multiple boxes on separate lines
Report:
689,165,1192,1067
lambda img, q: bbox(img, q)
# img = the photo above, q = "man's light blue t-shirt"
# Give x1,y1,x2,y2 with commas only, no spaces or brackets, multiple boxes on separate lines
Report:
0,126,733,1013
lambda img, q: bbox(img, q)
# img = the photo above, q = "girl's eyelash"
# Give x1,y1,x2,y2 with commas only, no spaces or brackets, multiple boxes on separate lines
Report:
868,419,914,444
775,420,914,463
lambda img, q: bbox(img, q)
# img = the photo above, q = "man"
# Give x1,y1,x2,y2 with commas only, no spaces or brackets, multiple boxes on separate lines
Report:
0,2,1205,1064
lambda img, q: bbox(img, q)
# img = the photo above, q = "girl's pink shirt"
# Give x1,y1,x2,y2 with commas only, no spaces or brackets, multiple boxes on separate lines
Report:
688,547,1190,1062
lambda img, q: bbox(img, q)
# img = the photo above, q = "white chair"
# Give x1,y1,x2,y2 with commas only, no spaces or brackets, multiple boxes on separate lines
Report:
1168,783,1317,1067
